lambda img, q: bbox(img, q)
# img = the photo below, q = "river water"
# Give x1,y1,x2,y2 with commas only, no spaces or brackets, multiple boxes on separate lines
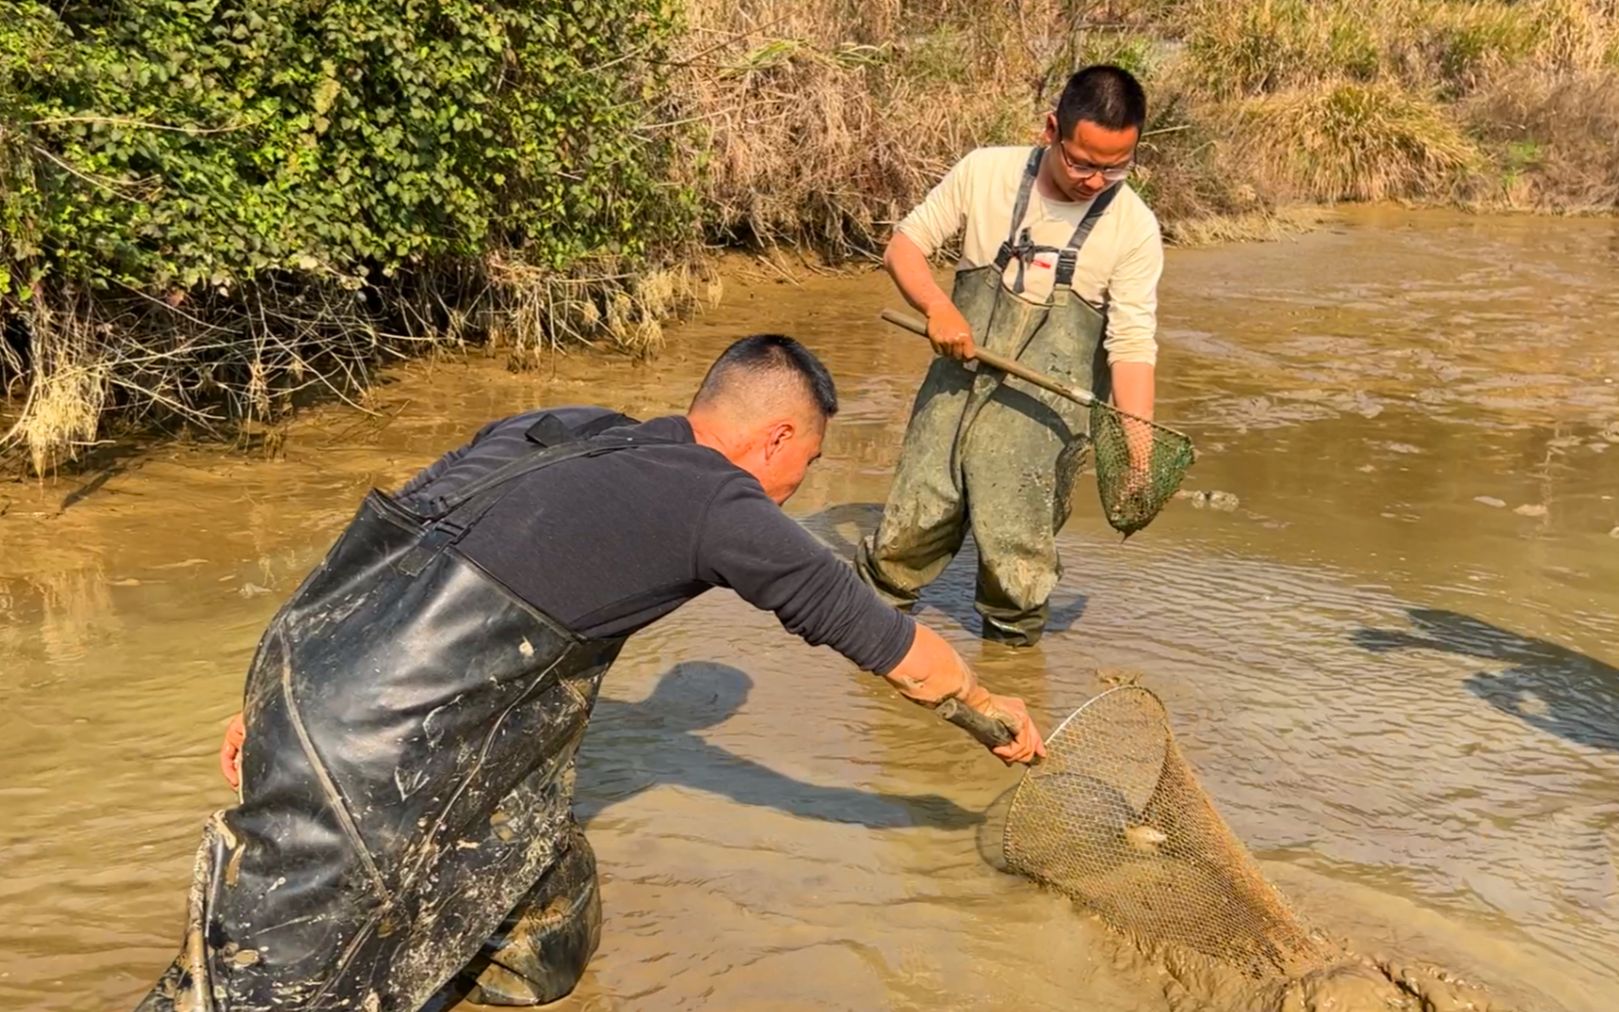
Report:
1,208,1616,1010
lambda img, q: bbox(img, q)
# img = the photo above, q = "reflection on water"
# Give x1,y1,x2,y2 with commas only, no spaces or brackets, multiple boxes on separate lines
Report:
2,209,1618,1010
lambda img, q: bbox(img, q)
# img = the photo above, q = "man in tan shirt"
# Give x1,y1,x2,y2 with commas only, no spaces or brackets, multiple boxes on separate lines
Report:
857,65,1162,646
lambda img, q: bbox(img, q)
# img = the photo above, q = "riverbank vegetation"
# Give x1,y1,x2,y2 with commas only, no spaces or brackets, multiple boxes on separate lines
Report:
3,1,1616,473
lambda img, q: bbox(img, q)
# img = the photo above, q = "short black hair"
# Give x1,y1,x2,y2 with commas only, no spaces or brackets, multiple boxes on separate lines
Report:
1055,64,1147,139
692,334,839,419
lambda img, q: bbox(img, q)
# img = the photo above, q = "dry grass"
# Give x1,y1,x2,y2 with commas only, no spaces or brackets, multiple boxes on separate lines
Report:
6,0,1619,473
1176,0,1618,95
0,275,442,475
673,1,1300,252
1463,68,1619,211
1181,0,1382,99
675,0,1063,254
485,259,722,367
1240,81,1482,202
3,300,107,475
1164,206,1331,246
1122,0,1616,209
673,0,1616,251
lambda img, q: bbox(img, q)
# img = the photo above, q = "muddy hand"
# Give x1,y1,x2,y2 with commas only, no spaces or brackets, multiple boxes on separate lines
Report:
926,303,975,361
220,711,245,790
982,693,1045,766
939,694,1045,765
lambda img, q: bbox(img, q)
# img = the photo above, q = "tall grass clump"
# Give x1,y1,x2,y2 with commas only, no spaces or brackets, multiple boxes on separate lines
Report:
1423,3,1547,92
1159,0,1618,205
674,0,1614,251
1172,0,1616,92
674,0,1050,253
1463,68,1619,210
675,1,1282,251
1242,81,1481,202
1182,0,1381,98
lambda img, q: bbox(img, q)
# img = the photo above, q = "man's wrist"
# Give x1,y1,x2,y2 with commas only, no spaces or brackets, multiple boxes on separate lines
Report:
917,291,954,319
956,679,993,712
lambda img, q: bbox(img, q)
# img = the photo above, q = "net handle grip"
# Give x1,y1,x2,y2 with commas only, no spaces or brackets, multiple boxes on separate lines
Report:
936,698,1044,767
880,309,1095,407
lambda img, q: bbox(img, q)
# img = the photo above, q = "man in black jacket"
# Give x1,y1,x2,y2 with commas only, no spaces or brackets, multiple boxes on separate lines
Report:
142,334,1043,1012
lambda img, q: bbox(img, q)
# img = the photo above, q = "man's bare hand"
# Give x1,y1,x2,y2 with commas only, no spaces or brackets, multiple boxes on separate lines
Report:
220,711,245,790
977,693,1046,766
927,303,975,361
882,626,1042,764
1107,456,1153,518
1120,416,1154,474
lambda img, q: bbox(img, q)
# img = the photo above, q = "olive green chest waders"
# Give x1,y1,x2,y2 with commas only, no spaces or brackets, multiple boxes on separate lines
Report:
858,147,1115,646
138,417,660,1012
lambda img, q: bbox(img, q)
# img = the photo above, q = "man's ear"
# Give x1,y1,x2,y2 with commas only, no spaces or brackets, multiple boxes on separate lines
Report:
763,419,794,459
1041,112,1058,146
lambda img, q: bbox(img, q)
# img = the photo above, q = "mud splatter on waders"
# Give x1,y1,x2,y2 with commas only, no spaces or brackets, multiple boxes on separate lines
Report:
138,414,658,1011
858,147,1115,646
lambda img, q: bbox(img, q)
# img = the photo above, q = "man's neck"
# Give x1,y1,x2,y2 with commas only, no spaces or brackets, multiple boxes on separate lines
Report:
686,411,736,460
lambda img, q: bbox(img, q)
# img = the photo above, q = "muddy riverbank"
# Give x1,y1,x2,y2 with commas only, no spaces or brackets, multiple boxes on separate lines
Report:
2,208,1616,1010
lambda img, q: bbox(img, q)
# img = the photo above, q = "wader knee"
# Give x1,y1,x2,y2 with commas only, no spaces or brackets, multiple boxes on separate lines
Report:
972,530,1057,647
855,536,923,610
463,829,603,1007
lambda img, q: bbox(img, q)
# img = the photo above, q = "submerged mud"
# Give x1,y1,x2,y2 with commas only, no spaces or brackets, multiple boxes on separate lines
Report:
1156,947,1499,1012
3,209,1618,1010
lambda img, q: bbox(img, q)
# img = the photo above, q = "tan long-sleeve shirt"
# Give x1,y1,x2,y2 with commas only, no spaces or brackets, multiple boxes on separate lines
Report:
894,145,1163,366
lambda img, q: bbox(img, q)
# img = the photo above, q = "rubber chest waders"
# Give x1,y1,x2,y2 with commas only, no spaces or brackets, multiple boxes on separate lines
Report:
859,147,1116,644
139,416,659,1011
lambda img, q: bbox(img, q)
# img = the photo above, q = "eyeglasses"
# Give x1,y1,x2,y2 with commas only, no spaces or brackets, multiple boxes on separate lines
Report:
1053,142,1133,183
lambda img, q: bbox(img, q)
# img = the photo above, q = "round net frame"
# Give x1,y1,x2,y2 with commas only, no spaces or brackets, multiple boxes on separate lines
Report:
1001,686,1329,978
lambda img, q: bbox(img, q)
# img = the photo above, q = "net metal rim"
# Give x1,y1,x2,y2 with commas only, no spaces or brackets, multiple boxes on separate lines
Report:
1000,684,1169,867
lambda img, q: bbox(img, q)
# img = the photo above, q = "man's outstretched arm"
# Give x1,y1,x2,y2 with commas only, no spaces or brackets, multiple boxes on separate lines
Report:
697,477,1045,765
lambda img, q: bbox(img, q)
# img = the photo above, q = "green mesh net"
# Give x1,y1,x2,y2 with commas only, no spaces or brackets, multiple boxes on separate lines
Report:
1088,400,1197,536
873,310,1198,536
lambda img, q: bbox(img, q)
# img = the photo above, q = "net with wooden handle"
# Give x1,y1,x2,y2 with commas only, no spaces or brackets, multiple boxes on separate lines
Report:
878,309,1196,536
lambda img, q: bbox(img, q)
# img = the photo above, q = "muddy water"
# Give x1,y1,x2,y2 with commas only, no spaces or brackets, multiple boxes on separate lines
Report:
2,208,1617,1010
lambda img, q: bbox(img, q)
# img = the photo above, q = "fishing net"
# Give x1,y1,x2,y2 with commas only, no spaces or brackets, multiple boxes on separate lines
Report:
1000,686,1330,978
1089,401,1197,536
873,307,1195,536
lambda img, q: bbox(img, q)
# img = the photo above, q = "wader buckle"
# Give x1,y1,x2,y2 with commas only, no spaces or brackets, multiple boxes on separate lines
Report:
396,517,471,577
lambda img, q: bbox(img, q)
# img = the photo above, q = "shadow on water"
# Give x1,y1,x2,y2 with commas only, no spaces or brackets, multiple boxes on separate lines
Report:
425,663,979,1011
1353,607,1619,752
575,661,980,831
795,502,1087,637
427,665,992,1009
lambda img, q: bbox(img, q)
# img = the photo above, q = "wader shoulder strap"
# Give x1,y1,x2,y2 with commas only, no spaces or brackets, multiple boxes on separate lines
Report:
991,147,1045,278
395,431,661,577
990,149,1119,295
435,426,651,515
1053,183,1120,288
